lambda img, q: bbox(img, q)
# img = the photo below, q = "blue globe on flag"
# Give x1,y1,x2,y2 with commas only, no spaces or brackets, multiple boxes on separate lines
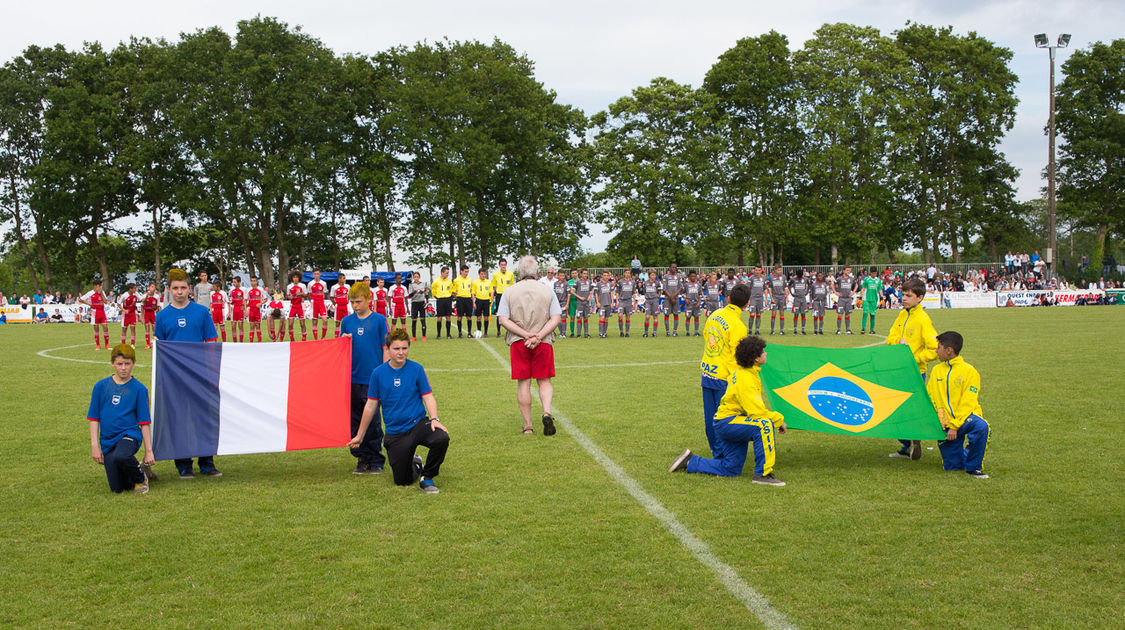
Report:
806,376,875,426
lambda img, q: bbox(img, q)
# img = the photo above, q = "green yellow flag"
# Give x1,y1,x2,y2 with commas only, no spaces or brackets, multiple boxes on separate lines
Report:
761,344,945,440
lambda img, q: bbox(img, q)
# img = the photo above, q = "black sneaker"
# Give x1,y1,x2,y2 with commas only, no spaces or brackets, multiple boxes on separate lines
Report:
668,449,692,472
352,458,369,475
200,468,223,477
178,468,194,479
642,332,648,338
542,413,557,436
419,478,440,494
779,330,785,335
909,440,922,460
368,465,384,475
752,473,786,486
846,330,854,335
966,470,989,479
835,331,841,335
672,331,678,337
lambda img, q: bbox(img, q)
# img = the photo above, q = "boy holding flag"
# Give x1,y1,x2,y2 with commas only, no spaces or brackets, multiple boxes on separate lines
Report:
928,332,990,478
885,277,938,460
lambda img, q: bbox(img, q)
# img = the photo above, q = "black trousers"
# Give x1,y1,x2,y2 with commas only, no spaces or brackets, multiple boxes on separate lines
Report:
174,455,216,474
105,436,145,493
350,383,385,466
383,419,449,486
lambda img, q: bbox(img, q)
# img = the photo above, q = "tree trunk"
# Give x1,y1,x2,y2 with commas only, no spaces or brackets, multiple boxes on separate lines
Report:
813,246,821,267
886,245,897,264
8,180,40,292
831,244,838,268
88,227,110,288
275,195,290,283
454,205,465,269
376,195,394,271
32,210,52,288
152,204,162,282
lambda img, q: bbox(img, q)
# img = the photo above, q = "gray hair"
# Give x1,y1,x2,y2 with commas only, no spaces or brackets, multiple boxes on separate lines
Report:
516,255,539,280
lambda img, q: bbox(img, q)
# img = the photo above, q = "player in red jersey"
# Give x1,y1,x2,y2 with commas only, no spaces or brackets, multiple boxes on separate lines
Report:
390,272,408,331
267,292,285,341
373,276,388,318
286,271,308,341
228,276,246,342
308,269,329,340
79,280,110,350
142,283,160,349
246,276,265,342
119,284,139,346
210,283,228,342
331,271,350,337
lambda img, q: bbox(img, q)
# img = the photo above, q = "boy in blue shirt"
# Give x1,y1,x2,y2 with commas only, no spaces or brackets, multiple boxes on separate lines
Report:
348,329,449,494
339,282,389,475
87,344,154,493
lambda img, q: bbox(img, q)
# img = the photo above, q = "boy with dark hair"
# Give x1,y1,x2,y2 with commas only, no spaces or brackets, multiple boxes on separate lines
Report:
87,344,155,493
698,283,750,458
928,331,990,478
672,335,787,486
885,276,938,460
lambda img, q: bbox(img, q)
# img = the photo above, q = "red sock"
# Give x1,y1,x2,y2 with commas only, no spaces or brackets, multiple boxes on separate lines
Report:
121,332,126,344
145,332,150,344
313,329,319,340
94,333,100,347
103,334,109,347
302,333,307,341
257,331,262,342
221,329,226,341
289,331,294,341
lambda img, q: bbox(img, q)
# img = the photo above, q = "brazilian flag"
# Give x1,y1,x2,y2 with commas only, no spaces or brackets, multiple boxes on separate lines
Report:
761,345,945,440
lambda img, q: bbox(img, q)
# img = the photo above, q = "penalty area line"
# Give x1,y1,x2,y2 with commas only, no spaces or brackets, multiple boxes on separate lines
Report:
474,338,796,630
37,344,149,367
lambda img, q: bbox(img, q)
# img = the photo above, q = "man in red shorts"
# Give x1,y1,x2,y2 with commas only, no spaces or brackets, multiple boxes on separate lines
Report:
246,276,265,342
119,283,139,346
210,282,228,341
373,276,389,318
496,255,562,436
331,271,350,337
390,272,408,331
286,271,307,341
142,283,160,349
80,280,110,350
308,269,329,340
229,276,246,342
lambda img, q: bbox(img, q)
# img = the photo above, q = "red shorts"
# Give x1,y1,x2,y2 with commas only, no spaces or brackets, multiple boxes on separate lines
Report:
392,303,407,319
375,302,387,317
248,305,262,323
123,312,137,326
92,309,106,325
335,303,348,321
211,308,224,324
143,311,156,325
312,301,327,318
509,340,556,380
232,307,244,321
288,304,304,319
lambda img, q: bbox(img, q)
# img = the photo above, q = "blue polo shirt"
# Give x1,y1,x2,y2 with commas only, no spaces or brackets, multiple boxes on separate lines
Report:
368,359,431,435
341,312,389,384
87,376,151,452
154,302,217,342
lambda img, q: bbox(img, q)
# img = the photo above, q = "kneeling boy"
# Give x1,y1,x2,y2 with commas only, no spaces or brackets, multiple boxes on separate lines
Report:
87,344,155,493
928,331,991,478
669,335,787,486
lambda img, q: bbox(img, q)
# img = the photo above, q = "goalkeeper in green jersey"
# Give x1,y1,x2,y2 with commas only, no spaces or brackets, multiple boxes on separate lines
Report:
860,267,883,335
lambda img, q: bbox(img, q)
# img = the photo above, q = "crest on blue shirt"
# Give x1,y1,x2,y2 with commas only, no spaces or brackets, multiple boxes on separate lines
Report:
111,394,121,405
357,327,364,336
177,317,186,328
393,378,401,387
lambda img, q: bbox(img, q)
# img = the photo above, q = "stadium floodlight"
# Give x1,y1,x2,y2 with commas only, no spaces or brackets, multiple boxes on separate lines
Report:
1058,33,1071,47
1035,33,1074,277
1034,33,1049,47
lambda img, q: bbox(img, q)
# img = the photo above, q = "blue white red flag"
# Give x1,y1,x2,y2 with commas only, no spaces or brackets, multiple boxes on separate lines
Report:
151,338,351,460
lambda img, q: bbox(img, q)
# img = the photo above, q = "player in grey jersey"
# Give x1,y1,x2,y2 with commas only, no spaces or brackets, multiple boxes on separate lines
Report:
747,267,767,335
408,272,429,340
721,268,740,302
662,264,682,336
552,276,569,338
571,268,593,338
789,270,810,335
642,271,661,338
768,265,789,335
682,271,704,336
616,274,636,337
704,272,722,315
834,265,856,334
594,271,615,338
810,272,829,335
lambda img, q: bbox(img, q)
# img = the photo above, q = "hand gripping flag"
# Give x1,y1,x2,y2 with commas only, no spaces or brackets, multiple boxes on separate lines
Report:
761,344,945,440
151,337,351,460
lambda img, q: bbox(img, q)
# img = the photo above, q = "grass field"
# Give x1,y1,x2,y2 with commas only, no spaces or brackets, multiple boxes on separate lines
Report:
1,306,1123,629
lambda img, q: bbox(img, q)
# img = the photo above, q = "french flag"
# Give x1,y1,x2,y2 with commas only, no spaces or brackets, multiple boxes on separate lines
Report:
151,338,351,460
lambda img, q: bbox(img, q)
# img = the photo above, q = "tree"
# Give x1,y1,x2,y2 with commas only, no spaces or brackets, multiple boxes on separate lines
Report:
1056,39,1125,270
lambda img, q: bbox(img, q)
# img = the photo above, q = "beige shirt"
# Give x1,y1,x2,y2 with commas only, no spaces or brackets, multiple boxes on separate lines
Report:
498,279,560,347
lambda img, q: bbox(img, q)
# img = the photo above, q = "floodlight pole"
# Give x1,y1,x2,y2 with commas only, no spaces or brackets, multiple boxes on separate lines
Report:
1036,34,1070,278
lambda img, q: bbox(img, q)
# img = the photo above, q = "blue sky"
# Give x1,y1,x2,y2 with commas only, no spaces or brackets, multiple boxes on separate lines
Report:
3,0,1121,254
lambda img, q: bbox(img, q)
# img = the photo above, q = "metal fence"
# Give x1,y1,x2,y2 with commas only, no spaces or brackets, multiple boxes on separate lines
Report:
555,262,1008,278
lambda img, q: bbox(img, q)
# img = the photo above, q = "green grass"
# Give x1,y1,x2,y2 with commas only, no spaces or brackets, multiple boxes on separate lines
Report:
1,307,1123,628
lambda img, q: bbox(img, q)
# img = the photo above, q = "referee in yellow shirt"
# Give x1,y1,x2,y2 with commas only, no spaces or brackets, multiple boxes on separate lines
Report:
491,258,515,338
453,265,474,338
472,268,494,337
431,266,454,339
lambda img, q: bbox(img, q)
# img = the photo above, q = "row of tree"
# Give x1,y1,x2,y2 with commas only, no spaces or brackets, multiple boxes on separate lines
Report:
1,17,1122,295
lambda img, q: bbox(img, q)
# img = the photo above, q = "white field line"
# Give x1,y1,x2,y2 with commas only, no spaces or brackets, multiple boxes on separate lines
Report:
37,344,149,367
475,338,795,630
425,358,696,372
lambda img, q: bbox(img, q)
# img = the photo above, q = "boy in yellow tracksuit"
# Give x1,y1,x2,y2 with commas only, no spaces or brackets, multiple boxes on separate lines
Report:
885,277,938,459
927,331,990,478
671,335,787,486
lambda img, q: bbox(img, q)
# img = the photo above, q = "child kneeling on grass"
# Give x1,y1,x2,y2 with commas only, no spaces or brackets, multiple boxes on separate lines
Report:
87,344,155,494
669,335,787,486
927,331,991,478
